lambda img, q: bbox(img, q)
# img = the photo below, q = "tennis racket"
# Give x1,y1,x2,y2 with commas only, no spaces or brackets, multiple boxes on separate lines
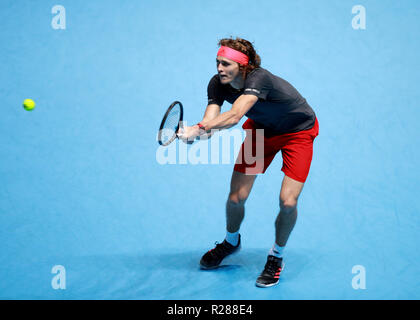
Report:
158,101,191,146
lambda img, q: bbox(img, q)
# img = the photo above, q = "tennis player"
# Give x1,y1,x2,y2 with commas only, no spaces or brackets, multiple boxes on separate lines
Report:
178,37,319,288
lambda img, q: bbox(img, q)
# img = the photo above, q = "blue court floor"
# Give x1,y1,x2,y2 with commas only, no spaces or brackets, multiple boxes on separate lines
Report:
1,0,419,299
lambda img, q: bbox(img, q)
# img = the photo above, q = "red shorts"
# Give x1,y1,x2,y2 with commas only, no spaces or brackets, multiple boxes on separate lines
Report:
234,117,319,182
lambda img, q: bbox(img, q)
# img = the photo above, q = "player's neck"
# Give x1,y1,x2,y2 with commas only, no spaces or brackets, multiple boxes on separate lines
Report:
230,76,244,90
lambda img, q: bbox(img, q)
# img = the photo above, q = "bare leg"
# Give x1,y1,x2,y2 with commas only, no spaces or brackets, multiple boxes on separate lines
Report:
226,171,257,233
275,175,305,246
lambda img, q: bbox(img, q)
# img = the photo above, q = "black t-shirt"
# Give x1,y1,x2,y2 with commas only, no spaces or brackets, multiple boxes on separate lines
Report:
207,68,316,134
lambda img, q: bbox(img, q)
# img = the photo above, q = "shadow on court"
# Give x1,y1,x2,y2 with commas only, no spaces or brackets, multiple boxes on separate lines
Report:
0,248,312,299
64,248,311,299
3,245,415,299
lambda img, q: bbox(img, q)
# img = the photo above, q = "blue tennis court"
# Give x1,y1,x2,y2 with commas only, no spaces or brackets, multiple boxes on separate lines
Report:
1,0,419,299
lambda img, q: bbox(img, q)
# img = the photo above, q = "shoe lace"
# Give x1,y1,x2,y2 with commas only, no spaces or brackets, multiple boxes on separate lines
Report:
264,258,280,275
209,241,230,258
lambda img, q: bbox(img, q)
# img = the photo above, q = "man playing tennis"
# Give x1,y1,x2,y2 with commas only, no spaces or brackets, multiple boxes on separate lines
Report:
178,37,319,288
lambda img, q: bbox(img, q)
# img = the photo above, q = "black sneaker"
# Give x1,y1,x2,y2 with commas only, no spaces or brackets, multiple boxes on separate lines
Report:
255,255,285,288
199,235,241,269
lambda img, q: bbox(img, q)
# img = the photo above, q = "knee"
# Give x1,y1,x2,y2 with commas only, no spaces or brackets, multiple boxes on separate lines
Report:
279,195,298,212
228,189,250,205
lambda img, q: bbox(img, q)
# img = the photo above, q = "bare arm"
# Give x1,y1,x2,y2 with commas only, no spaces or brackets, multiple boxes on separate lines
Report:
202,104,221,122
195,104,221,140
178,95,258,142
200,94,258,131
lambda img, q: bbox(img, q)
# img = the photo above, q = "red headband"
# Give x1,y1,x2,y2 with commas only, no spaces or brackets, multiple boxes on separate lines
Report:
217,46,249,65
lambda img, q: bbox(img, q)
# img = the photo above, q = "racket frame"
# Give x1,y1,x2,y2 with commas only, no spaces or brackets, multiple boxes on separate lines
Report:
158,101,184,146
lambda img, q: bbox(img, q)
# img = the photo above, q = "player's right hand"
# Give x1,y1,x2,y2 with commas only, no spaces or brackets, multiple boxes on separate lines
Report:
177,126,199,144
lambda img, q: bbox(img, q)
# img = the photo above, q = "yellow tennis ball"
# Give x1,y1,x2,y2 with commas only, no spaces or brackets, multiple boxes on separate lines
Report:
23,99,36,111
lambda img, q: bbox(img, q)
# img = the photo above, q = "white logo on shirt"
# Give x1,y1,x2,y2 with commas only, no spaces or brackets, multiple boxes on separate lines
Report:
244,88,261,94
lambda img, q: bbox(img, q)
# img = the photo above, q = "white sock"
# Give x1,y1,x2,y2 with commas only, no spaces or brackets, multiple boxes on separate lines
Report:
269,243,284,258
225,231,239,246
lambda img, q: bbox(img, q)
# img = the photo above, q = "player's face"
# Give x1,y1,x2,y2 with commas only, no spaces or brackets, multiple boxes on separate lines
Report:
216,57,241,85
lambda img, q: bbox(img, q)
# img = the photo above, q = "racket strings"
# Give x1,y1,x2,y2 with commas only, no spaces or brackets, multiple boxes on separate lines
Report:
159,104,181,145
164,109,180,132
